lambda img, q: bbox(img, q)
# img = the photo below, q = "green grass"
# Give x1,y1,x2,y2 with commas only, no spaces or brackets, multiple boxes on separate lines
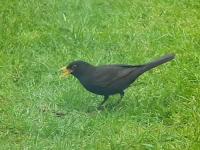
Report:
0,0,200,149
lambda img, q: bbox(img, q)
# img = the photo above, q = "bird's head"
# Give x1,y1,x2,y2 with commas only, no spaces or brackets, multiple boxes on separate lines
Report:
60,60,93,78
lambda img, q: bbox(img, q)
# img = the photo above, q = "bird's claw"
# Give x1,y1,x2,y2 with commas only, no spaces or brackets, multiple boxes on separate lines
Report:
97,105,105,111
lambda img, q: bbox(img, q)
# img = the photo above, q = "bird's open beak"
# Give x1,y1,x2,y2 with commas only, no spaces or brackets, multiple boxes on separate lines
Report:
59,67,72,78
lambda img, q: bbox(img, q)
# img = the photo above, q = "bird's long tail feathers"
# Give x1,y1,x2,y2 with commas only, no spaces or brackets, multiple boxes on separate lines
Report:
140,54,175,73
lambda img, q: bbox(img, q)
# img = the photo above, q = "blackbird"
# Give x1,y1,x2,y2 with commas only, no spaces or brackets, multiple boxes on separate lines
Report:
60,54,175,109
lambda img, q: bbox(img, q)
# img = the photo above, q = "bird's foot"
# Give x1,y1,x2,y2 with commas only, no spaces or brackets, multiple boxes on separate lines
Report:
97,105,105,111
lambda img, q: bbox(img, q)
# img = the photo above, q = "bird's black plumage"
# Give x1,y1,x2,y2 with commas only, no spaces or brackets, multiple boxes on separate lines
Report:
62,54,175,109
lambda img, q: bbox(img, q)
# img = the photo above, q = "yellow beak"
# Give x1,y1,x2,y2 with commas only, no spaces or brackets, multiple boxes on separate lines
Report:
59,67,72,78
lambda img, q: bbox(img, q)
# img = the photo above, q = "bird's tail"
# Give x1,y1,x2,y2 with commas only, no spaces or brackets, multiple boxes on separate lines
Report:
140,54,175,73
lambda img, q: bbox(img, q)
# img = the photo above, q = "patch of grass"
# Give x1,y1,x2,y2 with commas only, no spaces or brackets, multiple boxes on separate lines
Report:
0,0,200,149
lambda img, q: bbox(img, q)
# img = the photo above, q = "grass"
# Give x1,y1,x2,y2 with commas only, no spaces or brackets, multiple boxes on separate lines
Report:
0,0,200,149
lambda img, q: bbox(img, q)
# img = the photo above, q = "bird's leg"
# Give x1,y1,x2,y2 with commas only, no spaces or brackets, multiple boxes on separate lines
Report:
97,95,109,110
120,91,125,99
115,91,124,105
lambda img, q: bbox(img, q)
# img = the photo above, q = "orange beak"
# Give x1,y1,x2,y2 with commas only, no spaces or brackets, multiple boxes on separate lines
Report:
59,67,72,78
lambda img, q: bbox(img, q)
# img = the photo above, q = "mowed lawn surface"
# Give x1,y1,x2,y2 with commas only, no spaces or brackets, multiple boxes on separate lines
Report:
0,0,199,149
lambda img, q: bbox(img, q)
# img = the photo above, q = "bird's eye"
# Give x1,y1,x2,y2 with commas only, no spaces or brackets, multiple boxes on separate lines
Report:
72,64,77,68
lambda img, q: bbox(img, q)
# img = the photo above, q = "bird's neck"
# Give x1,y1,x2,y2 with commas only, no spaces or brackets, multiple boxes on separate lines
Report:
73,65,95,80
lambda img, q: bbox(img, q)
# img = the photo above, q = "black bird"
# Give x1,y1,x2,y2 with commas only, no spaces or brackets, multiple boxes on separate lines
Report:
60,54,175,109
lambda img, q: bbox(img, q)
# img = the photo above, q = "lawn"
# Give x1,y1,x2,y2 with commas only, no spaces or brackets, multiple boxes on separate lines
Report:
0,0,200,149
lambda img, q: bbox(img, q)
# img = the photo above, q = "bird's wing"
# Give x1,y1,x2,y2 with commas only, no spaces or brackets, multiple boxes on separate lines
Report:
110,64,144,68
91,65,142,88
